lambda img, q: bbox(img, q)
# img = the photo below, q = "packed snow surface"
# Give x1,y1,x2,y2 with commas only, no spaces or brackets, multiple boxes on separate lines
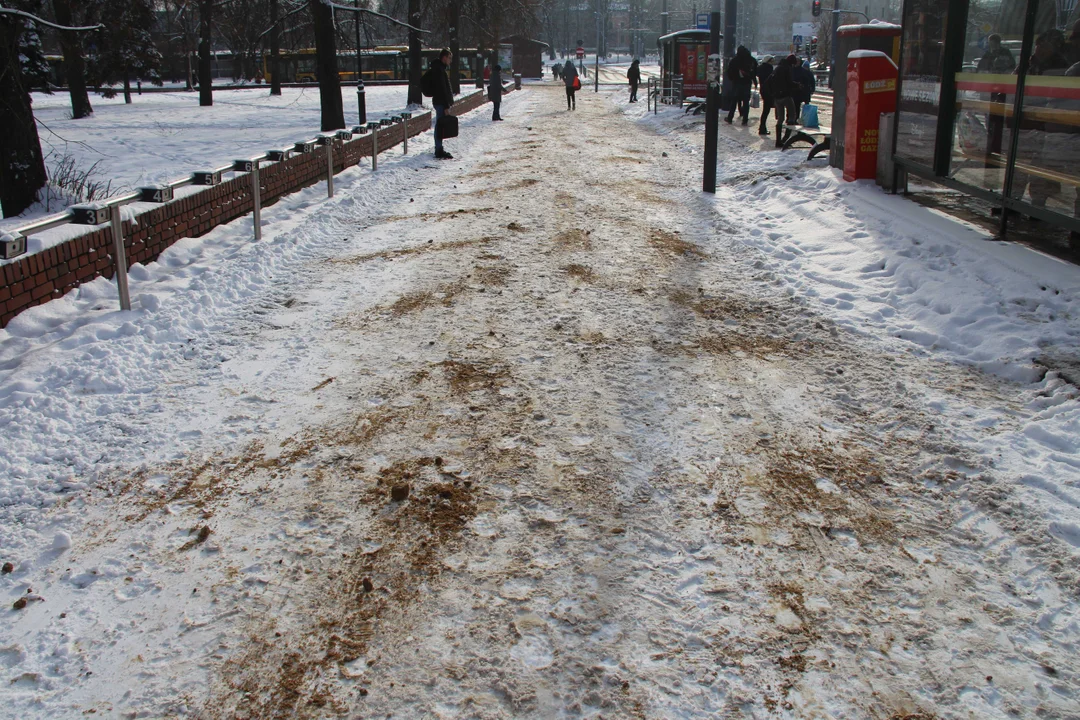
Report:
0,80,1078,718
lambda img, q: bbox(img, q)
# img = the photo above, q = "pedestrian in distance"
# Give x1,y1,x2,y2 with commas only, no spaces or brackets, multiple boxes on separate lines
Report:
755,56,775,135
627,58,641,102
421,49,455,159
489,64,504,121
792,59,816,126
553,62,562,82
724,46,758,125
771,55,799,148
563,59,579,110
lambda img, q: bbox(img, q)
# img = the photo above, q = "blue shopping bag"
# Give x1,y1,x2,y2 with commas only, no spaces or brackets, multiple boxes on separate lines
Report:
800,103,819,128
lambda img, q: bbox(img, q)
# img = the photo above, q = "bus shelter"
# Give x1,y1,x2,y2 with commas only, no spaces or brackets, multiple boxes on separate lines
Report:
890,0,1080,244
657,29,714,103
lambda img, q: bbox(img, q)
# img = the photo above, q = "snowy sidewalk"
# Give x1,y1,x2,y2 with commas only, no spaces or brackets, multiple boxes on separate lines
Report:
1,84,1079,718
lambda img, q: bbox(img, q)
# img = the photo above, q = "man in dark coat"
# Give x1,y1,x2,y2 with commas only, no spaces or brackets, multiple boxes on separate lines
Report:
755,56,775,135
423,49,455,159
792,60,816,125
627,58,641,102
488,64,504,121
724,46,758,125
771,55,798,147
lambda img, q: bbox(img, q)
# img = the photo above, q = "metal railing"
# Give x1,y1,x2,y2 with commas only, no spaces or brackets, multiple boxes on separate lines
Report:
645,75,684,112
2,112,418,312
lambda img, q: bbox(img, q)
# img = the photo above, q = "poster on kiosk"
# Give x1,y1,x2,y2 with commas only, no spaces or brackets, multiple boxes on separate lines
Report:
843,50,898,182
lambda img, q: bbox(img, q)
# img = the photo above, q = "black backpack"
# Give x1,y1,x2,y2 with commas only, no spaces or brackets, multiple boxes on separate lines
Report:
421,68,435,97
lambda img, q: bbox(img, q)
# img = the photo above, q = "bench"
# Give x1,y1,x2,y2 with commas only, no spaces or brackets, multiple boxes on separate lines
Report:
684,96,706,114
780,124,832,160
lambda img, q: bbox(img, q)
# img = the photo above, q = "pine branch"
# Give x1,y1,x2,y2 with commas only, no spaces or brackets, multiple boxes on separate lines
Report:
0,5,103,31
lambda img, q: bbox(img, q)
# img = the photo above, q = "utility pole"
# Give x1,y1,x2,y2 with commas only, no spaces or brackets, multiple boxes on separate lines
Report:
703,0,721,193
449,0,460,94
723,0,736,59
355,0,366,122
594,12,600,91
830,0,839,89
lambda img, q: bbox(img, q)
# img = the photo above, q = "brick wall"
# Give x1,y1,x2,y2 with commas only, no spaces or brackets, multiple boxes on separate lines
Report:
1,86,506,328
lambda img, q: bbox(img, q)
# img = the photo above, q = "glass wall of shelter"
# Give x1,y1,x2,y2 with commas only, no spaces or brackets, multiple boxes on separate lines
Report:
893,0,1080,235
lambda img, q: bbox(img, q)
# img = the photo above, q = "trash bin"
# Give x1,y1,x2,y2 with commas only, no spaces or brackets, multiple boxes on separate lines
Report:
513,73,522,90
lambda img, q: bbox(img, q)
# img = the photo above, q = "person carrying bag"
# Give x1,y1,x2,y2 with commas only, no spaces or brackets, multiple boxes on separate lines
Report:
563,59,579,110
422,49,456,159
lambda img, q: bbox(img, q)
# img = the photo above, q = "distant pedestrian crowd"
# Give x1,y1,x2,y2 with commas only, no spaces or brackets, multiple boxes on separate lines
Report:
723,48,816,148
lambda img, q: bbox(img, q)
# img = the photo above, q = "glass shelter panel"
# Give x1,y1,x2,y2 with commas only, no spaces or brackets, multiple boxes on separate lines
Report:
896,0,948,168
949,0,1022,194
1010,20,1080,225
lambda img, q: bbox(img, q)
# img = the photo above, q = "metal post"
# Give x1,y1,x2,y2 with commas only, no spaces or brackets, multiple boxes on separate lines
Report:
830,6,839,90
372,125,378,171
326,140,335,198
703,5,721,193
723,0,736,60
1000,0,1041,236
252,162,262,240
355,0,367,124
108,205,132,311
595,13,600,92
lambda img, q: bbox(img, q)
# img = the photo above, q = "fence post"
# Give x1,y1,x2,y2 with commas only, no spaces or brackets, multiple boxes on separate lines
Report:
252,162,263,240
369,122,380,171
402,113,412,154
326,139,334,198
108,205,132,311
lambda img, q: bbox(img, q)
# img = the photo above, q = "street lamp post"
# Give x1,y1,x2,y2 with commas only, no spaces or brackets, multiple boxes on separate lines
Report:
355,0,366,124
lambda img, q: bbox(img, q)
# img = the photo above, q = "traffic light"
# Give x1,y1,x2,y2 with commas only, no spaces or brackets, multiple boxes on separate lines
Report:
810,36,818,55
812,0,821,16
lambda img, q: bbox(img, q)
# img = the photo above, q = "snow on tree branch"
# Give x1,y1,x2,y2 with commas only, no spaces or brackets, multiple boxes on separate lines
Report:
0,5,104,32
320,0,430,33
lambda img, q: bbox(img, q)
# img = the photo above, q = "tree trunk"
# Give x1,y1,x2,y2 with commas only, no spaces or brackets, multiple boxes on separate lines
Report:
407,0,422,106
270,0,281,95
123,74,132,104
309,0,344,130
53,0,93,119
0,15,47,218
199,0,213,106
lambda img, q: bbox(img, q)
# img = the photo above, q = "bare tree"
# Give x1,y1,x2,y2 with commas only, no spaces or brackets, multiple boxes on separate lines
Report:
52,0,92,118
198,0,213,104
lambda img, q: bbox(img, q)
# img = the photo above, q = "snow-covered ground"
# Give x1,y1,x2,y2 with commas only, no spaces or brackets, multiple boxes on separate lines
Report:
1,83,1079,718
1,85,412,232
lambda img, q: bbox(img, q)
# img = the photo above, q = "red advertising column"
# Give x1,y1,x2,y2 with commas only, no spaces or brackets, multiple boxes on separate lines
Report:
843,50,898,182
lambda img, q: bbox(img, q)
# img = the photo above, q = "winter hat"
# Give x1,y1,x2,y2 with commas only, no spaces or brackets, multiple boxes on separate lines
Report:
762,55,774,64
786,54,798,64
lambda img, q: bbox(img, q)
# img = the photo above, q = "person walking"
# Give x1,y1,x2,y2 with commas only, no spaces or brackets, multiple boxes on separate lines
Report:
563,58,579,110
489,64,504,121
422,49,456,159
627,58,641,102
792,59,816,125
755,56,775,135
771,55,798,148
553,62,562,82
724,46,757,125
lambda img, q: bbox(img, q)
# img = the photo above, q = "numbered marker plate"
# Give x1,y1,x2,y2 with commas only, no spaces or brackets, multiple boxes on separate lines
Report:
0,233,26,260
294,141,316,153
267,150,292,162
139,186,174,203
193,171,221,185
71,206,109,225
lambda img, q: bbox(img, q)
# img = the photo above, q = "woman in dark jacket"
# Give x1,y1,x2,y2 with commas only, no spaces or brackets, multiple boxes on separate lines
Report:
724,46,757,125
771,55,798,147
627,58,641,102
488,64,504,120
563,59,579,110
755,56,775,135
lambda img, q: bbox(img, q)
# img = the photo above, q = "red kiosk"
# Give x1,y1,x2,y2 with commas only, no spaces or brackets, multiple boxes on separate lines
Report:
843,50,898,181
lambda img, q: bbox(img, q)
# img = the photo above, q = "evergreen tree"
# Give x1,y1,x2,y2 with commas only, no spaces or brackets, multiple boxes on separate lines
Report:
86,0,163,103
0,0,50,218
